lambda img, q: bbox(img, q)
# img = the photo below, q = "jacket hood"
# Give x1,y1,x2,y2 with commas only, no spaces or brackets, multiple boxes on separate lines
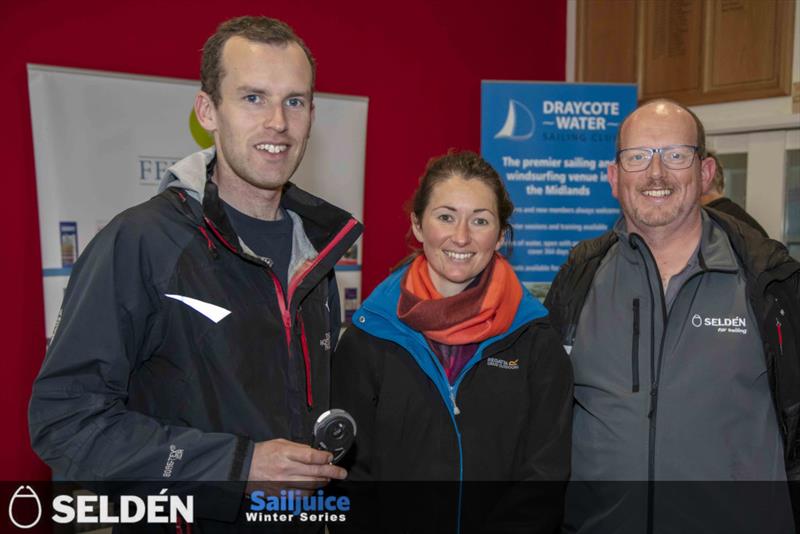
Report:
156,147,363,286
158,147,215,201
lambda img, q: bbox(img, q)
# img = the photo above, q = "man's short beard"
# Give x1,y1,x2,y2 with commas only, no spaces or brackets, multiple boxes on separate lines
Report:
629,204,682,228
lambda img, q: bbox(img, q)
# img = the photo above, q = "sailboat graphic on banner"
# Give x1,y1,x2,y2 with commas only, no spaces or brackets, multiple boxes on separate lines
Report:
494,99,535,140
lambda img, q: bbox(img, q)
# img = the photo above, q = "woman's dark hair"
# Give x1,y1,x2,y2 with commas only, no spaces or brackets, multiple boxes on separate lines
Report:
398,150,514,268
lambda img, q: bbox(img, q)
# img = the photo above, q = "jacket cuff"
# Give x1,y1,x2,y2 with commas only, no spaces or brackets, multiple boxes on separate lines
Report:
230,436,254,481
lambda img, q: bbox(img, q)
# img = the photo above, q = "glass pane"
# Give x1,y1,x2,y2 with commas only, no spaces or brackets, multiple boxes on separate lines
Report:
785,149,800,255
716,153,748,208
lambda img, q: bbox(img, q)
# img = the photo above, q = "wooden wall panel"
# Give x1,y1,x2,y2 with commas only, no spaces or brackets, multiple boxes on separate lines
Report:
575,0,795,105
709,0,777,87
576,0,637,83
641,0,704,98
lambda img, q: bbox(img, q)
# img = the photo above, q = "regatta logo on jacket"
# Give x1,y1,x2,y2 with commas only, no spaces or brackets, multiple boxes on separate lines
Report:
486,357,520,370
691,314,747,335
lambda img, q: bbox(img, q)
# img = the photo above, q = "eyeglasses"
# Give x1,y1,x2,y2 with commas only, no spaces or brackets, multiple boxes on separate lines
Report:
617,144,700,172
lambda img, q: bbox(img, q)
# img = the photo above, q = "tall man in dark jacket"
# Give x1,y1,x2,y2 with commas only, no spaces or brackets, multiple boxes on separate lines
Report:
546,99,799,534
29,16,361,524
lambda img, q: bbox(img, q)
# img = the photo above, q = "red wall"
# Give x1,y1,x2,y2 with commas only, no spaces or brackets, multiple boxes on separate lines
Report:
0,1,566,479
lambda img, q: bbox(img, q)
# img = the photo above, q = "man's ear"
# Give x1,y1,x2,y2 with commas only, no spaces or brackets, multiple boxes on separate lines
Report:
608,162,620,200
699,155,716,195
194,91,217,132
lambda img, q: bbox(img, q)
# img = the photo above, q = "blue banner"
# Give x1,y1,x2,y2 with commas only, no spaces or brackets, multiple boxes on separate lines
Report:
481,82,637,297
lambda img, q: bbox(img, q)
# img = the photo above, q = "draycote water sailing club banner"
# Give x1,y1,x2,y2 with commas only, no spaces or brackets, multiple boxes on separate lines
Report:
481,82,637,298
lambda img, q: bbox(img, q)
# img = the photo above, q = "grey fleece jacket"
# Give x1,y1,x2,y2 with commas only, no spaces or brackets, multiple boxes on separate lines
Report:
563,212,793,533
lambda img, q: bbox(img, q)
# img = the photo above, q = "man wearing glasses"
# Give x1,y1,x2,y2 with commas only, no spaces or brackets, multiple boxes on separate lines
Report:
546,99,799,533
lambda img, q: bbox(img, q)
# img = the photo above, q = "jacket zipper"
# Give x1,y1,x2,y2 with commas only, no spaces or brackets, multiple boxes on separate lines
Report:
279,218,358,409
298,314,314,407
630,235,666,534
266,273,313,407
632,235,714,534
417,340,464,534
267,271,293,354
360,302,536,534
449,388,460,415
206,215,359,411
446,338,525,534
359,302,532,534
774,314,788,439
415,330,501,534
632,298,641,393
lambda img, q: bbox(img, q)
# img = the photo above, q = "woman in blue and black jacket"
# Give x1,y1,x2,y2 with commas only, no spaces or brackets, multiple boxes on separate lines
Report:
332,151,572,533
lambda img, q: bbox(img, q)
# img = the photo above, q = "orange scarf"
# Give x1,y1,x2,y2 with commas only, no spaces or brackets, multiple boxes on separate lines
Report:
398,253,522,345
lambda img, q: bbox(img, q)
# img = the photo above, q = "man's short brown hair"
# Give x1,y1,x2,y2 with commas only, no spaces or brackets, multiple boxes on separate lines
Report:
200,16,316,106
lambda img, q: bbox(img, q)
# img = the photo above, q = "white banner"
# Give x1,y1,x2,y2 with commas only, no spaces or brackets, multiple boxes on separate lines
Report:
28,64,367,338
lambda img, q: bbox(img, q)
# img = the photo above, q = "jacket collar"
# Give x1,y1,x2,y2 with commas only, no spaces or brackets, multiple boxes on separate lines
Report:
161,147,359,251
352,264,548,415
697,210,739,272
612,211,739,274
355,263,547,345
159,147,363,287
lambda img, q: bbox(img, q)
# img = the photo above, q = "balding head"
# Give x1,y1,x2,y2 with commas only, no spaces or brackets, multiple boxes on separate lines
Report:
616,99,707,159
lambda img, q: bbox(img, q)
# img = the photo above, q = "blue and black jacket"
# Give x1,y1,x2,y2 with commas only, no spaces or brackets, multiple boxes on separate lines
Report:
332,265,572,533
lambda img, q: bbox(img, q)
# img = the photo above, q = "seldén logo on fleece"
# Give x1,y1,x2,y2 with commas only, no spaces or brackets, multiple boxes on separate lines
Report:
691,314,748,335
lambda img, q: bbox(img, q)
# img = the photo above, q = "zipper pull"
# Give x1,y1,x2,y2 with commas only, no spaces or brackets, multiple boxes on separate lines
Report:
450,388,460,415
776,317,783,356
565,323,577,347
647,385,658,419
